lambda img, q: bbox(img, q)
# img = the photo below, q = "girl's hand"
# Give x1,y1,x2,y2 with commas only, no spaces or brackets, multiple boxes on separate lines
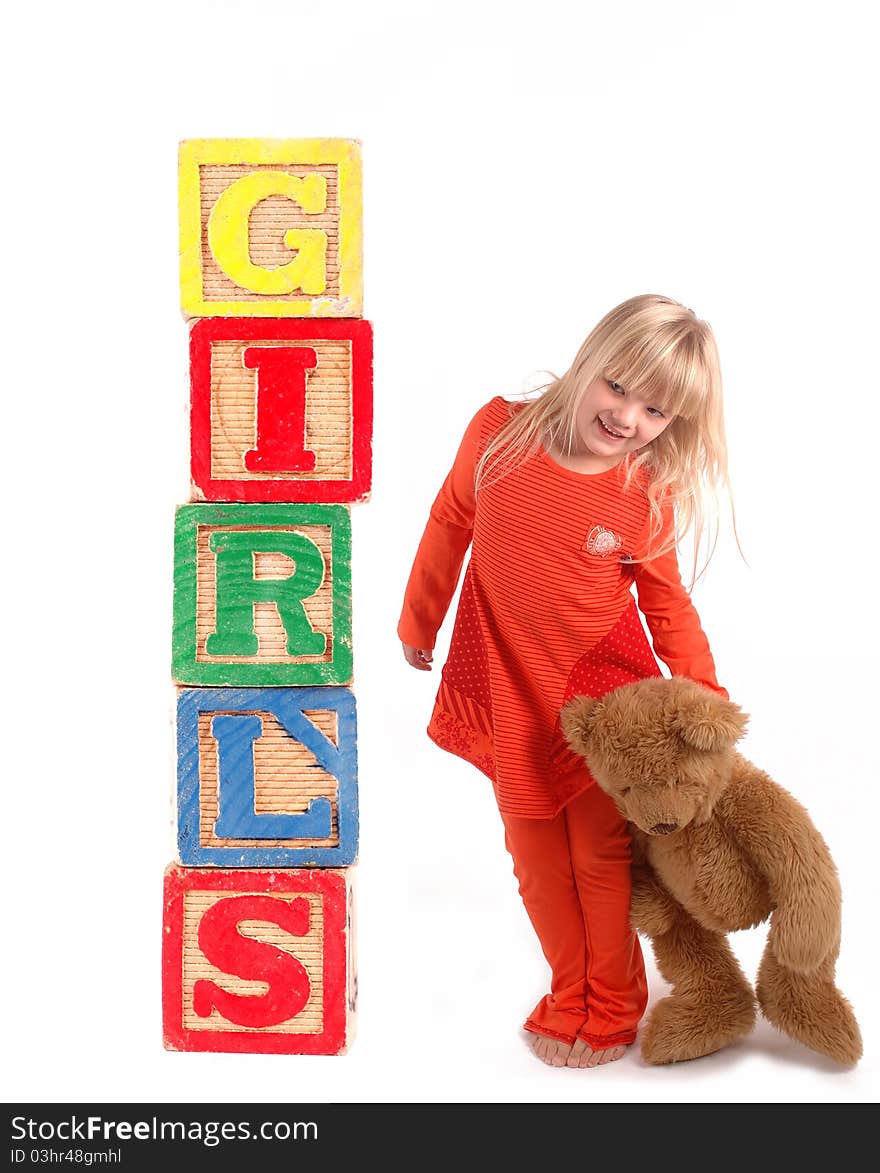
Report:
402,643,433,671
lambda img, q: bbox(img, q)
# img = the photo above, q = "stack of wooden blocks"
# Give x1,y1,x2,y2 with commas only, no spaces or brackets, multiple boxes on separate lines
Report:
162,138,371,1055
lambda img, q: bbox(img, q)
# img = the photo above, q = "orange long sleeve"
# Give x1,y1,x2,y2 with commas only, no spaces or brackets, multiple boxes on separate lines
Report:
632,511,727,697
397,403,486,650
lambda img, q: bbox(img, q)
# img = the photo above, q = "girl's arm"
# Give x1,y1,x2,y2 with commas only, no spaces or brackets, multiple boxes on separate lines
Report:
397,402,489,654
632,507,727,696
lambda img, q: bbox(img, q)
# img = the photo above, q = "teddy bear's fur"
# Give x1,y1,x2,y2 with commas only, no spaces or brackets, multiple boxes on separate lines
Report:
559,676,862,1066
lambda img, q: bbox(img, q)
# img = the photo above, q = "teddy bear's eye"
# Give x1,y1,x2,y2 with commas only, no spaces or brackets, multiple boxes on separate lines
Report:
619,786,631,795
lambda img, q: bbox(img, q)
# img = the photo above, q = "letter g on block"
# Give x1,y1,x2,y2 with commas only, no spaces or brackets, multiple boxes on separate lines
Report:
207,171,328,295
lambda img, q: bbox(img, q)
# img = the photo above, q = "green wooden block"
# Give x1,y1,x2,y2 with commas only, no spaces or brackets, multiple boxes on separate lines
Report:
173,503,352,686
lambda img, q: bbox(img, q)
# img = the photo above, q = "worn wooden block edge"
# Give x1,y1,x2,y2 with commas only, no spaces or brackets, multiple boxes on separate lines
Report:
189,317,373,503
162,863,356,1055
171,501,353,687
176,686,359,867
179,137,363,319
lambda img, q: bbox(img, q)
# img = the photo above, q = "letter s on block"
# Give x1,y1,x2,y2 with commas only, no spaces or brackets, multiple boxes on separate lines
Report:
207,171,328,295
192,894,312,1028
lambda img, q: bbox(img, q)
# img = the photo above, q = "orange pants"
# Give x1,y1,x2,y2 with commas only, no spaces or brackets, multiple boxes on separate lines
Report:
501,781,648,1049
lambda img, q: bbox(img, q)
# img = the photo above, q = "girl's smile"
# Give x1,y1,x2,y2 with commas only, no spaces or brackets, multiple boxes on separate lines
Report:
554,377,674,473
596,415,629,440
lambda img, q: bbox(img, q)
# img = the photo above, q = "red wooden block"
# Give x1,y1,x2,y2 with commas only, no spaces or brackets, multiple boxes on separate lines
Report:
162,865,354,1054
190,318,373,503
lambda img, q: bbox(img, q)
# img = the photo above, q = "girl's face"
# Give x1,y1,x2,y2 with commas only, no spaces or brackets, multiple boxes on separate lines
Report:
573,376,674,468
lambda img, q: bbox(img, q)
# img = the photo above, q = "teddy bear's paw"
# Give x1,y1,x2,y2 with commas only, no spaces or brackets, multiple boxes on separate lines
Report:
640,991,756,1065
757,971,863,1066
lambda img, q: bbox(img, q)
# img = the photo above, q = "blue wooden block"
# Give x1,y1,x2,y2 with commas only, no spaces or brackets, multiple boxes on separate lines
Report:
177,687,358,866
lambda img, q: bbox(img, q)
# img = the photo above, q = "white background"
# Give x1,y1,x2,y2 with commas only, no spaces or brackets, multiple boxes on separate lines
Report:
3,0,878,1107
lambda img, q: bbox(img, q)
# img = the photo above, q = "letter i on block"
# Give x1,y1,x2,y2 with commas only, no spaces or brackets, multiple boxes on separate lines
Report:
189,317,373,503
162,866,355,1054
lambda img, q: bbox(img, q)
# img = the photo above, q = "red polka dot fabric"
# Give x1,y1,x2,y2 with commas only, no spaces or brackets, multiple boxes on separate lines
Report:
440,566,492,711
562,601,662,704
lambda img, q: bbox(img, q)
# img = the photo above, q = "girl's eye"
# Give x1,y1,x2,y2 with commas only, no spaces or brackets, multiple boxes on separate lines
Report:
608,380,625,394
647,407,666,419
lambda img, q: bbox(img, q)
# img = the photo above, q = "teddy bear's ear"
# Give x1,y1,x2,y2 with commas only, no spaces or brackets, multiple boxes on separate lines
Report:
671,691,749,753
559,695,604,756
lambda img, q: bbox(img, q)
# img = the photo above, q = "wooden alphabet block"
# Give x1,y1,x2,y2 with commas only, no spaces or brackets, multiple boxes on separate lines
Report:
179,138,363,318
162,865,354,1054
177,687,358,867
190,317,373,503
172,503,352,686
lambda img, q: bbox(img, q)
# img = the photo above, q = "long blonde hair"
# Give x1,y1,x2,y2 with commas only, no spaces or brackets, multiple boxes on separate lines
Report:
475,293,734,580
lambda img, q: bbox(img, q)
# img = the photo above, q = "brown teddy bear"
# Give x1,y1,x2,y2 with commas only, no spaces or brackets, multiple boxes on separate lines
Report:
559,676,862,1066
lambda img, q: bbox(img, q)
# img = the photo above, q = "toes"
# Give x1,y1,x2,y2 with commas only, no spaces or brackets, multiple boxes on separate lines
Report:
531,1034,628,1068
583,1043,627,1066
596,1045,626,1065
531,1036,550,1063
575,1040,596,1069
550,1040,570,1066
530,1035,573,1066
566,1038,590,1068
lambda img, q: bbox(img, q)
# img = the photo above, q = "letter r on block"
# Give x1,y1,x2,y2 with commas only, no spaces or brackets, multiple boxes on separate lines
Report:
205,529,326,658
172,503,352,687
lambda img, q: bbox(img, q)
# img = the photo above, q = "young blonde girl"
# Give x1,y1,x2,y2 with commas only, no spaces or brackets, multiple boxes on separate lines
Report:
398,294,731,1068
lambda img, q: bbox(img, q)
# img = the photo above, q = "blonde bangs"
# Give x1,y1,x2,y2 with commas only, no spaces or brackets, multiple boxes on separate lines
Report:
604,322,713,421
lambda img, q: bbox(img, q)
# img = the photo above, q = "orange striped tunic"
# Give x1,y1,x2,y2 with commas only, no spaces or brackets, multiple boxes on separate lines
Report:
398,397,724,818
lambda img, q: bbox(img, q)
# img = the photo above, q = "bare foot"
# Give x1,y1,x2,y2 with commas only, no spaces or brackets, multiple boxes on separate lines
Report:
566,1038,628,1068
529,1034,574,1066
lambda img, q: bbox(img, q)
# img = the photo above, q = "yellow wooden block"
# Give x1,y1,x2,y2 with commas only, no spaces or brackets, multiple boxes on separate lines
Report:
179,138,363,318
